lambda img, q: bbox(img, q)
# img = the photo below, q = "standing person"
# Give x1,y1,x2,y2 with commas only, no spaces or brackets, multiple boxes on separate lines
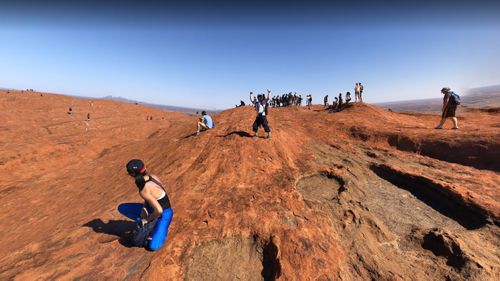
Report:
337,93,343,112
435,87,460,129
120,159,173,251
359,82,364,102
324,95,329,107
354,83,361,102
307,94,313,109
250,90,272,139
197,111,214,136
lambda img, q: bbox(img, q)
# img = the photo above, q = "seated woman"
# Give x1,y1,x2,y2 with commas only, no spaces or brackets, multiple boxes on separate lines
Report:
120,159,173,251
345,92,352,104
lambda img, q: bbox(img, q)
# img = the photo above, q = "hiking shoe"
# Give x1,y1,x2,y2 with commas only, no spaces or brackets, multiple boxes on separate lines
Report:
253,135,258,139
452,127,459,130
434,126,443,129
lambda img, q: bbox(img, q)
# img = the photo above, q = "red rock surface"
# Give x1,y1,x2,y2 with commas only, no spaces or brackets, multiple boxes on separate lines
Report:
0,90,499,280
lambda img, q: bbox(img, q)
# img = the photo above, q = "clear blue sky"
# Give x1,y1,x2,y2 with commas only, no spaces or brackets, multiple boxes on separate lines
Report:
1,1,499,109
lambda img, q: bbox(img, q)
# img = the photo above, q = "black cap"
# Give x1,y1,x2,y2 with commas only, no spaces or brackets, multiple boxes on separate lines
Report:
126,159,145,176
441,87,451,93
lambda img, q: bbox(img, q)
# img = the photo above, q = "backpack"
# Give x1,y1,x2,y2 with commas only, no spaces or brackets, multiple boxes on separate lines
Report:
132,219,158,247
449,92,461,105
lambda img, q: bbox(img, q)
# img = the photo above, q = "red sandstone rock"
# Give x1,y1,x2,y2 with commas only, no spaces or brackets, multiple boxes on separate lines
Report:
0,90,498,280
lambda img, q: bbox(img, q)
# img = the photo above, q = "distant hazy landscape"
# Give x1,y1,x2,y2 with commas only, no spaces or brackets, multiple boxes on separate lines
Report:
101,96,218,115
377,85,500,114
3,85,499,115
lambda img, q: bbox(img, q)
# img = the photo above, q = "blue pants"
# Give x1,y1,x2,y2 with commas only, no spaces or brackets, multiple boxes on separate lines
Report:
118,203,173,251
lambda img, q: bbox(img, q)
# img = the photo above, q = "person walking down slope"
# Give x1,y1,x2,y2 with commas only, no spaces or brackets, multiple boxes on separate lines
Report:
435,87,460,129
250,90,272,139
197,111,214,136
121,159,173,251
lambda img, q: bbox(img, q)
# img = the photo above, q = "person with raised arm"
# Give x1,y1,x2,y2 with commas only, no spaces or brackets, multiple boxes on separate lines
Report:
250,89,272,139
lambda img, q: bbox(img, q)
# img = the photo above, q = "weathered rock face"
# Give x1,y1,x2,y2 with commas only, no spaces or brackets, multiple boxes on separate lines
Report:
0,90,499,280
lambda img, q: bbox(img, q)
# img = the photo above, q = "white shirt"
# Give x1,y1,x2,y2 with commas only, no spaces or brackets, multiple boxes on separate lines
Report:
253,99,267,116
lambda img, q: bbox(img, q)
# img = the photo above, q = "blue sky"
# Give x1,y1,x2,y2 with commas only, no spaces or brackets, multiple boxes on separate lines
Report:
1,1,499,109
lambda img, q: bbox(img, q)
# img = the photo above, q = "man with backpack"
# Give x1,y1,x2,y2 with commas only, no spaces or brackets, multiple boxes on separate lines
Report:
435,87,460,129
250,89,272,139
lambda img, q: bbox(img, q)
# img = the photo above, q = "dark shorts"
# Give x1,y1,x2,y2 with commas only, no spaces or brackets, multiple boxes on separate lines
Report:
443,105,457,118
252,114,271,132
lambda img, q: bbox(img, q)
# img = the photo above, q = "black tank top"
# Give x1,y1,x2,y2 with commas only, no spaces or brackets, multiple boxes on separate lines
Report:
136,175,171,210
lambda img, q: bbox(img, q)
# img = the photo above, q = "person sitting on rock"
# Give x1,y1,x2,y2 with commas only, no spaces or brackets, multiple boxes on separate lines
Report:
345,92,352,104
197,111,214,136
250,90,272,139
332,97,338,111
236,100,246,107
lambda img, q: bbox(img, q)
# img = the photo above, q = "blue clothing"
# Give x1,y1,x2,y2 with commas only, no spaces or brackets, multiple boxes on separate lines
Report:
203,115,214,128
118,203,173,251
148,208,173,251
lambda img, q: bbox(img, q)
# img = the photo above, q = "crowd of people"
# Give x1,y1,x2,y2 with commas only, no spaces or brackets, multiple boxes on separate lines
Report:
201,83,366,138
324,91,353,112
269,92,303,107
253,82,366,111
197,83,462,141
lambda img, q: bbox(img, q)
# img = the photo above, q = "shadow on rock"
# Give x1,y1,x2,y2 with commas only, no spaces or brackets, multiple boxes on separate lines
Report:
181,132,198,139
220,131,253,138
83,219,136,247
